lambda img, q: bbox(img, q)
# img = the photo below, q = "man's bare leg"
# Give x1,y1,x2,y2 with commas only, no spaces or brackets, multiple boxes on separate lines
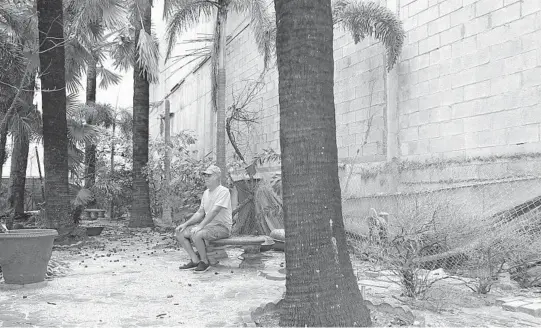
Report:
175,229,199,263
192,231,209,264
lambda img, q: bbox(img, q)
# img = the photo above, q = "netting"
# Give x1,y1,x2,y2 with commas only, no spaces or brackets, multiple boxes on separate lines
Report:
343,158,541,296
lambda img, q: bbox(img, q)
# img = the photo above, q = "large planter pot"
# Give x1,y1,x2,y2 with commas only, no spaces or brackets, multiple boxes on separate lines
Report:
0,229,58,285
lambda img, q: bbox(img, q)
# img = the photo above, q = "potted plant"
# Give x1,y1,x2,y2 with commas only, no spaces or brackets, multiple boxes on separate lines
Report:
0,223,57,285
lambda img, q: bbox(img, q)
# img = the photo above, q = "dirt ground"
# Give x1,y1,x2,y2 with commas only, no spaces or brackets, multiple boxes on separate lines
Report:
1,219,540,327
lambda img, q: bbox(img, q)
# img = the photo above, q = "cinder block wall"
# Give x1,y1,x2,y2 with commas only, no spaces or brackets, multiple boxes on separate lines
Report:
152,0,541,207
397,0,541,160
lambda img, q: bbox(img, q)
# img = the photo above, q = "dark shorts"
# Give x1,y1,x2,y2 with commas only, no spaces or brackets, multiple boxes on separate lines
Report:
187,224,230,241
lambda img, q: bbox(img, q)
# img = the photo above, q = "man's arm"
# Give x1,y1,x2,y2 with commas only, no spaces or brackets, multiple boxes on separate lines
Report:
181,207,205,226
196,205,225,229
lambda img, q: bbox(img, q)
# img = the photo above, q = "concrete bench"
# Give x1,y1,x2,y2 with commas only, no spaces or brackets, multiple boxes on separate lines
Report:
83,209,106,220
204,235,275,265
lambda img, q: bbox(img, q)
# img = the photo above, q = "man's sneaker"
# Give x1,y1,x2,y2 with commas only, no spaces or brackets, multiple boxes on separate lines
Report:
194,261,210,273
179,261,199,270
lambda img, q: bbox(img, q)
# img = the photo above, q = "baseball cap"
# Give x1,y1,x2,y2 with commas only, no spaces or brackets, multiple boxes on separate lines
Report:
202,164,221,176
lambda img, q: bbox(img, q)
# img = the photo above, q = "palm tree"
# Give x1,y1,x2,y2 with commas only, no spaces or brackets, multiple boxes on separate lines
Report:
2,0,122,232
7,94,40,221
4,94,101,228
81,103,115,188
164,0,274,183
63,0,126,188
274,0,403,326
128,0,158,227
0,0,37,188
36,0,72,236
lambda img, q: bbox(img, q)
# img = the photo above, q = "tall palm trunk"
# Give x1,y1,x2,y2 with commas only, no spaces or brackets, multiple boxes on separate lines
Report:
213,2,228,183
0,67,29,190
37,0,73,236
8,133,29,220
8,79,36,224
0,129,8,186
274,0,371,326
129,1,153,227
84,55,97,189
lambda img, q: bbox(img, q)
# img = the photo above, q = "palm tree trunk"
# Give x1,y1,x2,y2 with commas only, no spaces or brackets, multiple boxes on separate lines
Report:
37,0,73,236
274,0,371,326
213,2,228,184
8,133,29,219
109,118,115,218
84,55,97,189
8,79,36,224
129,1,153,228
0,66,31,190
0,130,8,186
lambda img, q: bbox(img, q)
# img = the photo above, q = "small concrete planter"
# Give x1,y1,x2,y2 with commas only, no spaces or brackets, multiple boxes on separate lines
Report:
0,229,58,285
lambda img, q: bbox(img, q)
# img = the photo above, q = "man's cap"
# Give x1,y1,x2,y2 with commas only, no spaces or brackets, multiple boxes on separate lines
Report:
202,164,221,175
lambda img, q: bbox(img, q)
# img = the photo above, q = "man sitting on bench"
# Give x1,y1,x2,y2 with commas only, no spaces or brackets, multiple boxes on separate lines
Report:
175,164,232,272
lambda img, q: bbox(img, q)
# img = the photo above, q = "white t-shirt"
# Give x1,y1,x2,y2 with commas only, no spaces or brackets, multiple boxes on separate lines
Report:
200,185,232,230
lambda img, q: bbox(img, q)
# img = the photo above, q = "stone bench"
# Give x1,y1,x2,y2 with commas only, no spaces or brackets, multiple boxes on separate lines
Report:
204,235,275,265
83,209,106,220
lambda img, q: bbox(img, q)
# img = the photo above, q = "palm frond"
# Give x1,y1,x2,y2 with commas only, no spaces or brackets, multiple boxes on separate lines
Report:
67,141,84,177
0,37,26,93
64,0,128,42
64,38,92,93
136,29,160,83
0,1,36,48
96,66,122,89
116,107,133,137
67,118,102,146
26,106,42,141
85,103,115,126
97,0,129,30
111,33,135,71
332,0,405,71
242,0,275,70
163,0,189,19
72,187,93,206
66,93,82,117
164,0,216,60
9,111,33,140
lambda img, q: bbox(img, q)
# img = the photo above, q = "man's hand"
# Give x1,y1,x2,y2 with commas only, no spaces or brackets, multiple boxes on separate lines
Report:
175,223,188,234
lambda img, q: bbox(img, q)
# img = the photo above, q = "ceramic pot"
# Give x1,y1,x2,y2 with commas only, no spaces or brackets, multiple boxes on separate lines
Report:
0,229,58,284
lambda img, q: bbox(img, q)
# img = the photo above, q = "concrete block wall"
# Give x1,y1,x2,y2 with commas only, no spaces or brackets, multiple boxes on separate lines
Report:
150,0,541,203
222,12,280,160
334,29,388,163
398,0,541,160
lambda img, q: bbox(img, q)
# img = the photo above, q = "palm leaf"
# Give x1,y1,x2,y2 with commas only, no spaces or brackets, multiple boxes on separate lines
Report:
234,0,275,70
136,29,160,83
116,107,133,137
64,38,91,94
67,141,84,178
164,0,216,60
332,0,405,71
67,118,101,146
8,110,33,141
96,66,122,89
97,0,129,30
66,93,82,117
0,1,36,47
72,187,93,206
111,31,135,71
84,103,115,126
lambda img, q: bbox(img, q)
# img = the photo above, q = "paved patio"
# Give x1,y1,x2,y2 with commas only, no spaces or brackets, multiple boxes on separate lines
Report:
1,221,540,327
0,225,285,327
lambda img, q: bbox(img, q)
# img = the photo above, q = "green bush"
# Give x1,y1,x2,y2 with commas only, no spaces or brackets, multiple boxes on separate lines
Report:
145,131,213,221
